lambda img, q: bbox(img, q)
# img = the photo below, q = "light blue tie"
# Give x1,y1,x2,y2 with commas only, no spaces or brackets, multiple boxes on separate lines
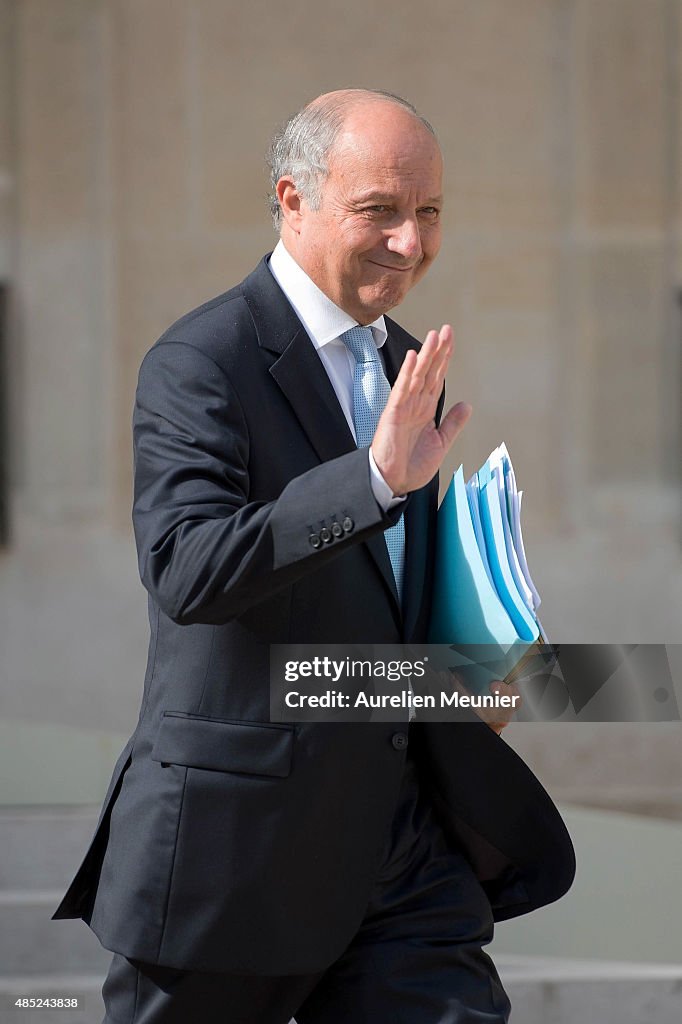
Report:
341,326,405,601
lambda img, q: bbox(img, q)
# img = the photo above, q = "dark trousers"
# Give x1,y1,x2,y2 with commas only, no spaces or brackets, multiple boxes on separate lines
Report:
102,754,510,1024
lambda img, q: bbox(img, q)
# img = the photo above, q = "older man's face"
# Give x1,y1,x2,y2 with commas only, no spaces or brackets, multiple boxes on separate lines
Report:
292,103,443,324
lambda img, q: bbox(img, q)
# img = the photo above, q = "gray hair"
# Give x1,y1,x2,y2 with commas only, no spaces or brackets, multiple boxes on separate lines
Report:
266,89,436,231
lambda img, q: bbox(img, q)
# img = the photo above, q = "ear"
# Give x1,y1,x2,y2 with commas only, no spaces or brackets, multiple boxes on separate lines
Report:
276,177,304,232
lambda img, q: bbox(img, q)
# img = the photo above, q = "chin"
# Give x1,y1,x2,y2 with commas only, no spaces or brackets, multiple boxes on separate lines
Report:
362,281,411,317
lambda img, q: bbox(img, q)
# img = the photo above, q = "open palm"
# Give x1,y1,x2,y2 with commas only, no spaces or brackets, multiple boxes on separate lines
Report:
371,324,472,495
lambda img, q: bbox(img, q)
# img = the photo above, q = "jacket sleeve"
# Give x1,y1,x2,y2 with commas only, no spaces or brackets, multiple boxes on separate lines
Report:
132,341,404,625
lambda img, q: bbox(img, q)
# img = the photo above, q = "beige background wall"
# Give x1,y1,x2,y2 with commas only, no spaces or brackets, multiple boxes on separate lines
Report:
1,0,682,813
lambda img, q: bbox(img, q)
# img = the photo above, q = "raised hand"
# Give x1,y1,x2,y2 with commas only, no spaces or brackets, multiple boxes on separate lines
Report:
371,324,472,496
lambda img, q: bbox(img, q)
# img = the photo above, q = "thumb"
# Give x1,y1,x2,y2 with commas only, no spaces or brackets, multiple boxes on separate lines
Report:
438,402,472,450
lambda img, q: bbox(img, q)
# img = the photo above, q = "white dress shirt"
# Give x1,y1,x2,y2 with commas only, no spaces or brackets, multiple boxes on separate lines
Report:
268,241,404,512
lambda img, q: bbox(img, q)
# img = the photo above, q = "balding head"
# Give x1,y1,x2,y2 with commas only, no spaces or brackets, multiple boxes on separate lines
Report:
267,89,437,231
271,89,443,323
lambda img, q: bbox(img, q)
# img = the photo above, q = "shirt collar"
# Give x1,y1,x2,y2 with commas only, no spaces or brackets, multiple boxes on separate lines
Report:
268,240,388,351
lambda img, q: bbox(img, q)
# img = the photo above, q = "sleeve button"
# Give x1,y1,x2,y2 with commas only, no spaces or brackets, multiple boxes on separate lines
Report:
320,527,332,543
309,533,321,549
331,522,343,538
342,517,354,533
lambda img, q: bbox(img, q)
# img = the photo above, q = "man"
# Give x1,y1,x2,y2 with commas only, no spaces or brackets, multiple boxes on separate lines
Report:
53,89,574,1023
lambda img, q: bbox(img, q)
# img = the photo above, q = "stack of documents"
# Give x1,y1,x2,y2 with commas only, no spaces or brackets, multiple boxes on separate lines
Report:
428,444,546,682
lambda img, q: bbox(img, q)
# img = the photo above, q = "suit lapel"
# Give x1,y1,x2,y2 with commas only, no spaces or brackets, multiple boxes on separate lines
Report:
241,258,355,464
268,329,357,465
241,258,402,617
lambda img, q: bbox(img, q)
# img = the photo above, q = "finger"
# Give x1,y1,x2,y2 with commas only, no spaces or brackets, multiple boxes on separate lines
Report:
390,348,419,406
491,680,523,710
506,682,522,709
437,401,472,449
409,330,440,394
428,337,453,397
424,328,453,394
489,680,521,732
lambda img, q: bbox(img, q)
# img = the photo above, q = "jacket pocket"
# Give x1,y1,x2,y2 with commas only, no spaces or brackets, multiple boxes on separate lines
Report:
151,712,294,778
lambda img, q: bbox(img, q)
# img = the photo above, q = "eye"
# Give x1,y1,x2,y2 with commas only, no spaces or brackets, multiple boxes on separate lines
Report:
363,205,390,214
419,206,441,219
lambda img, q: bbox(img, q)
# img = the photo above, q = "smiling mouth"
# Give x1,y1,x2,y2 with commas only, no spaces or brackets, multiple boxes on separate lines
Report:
367,261,416,274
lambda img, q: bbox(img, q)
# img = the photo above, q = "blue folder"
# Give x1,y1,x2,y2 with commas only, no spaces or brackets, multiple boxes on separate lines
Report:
428,451,542,689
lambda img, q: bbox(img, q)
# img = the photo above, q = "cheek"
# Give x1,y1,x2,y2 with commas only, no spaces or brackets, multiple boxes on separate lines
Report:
341,222,381,258
426,226,442,260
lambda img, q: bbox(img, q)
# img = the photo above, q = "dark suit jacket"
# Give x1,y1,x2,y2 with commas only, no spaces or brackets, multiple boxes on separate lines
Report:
53,256,575,974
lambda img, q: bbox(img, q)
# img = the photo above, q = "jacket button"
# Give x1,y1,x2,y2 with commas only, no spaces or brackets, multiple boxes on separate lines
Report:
331,522,343,538
320,527,332,543
309,533,321,549
342,516,354,533
391,732,408,751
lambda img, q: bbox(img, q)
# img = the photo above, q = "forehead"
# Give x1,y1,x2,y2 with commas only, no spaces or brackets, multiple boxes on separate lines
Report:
325,106,442,196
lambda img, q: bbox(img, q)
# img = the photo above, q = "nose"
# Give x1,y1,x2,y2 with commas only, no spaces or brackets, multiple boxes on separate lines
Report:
385,216,422,263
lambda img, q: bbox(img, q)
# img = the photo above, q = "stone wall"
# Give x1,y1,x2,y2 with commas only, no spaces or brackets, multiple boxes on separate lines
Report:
1,0,681,810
